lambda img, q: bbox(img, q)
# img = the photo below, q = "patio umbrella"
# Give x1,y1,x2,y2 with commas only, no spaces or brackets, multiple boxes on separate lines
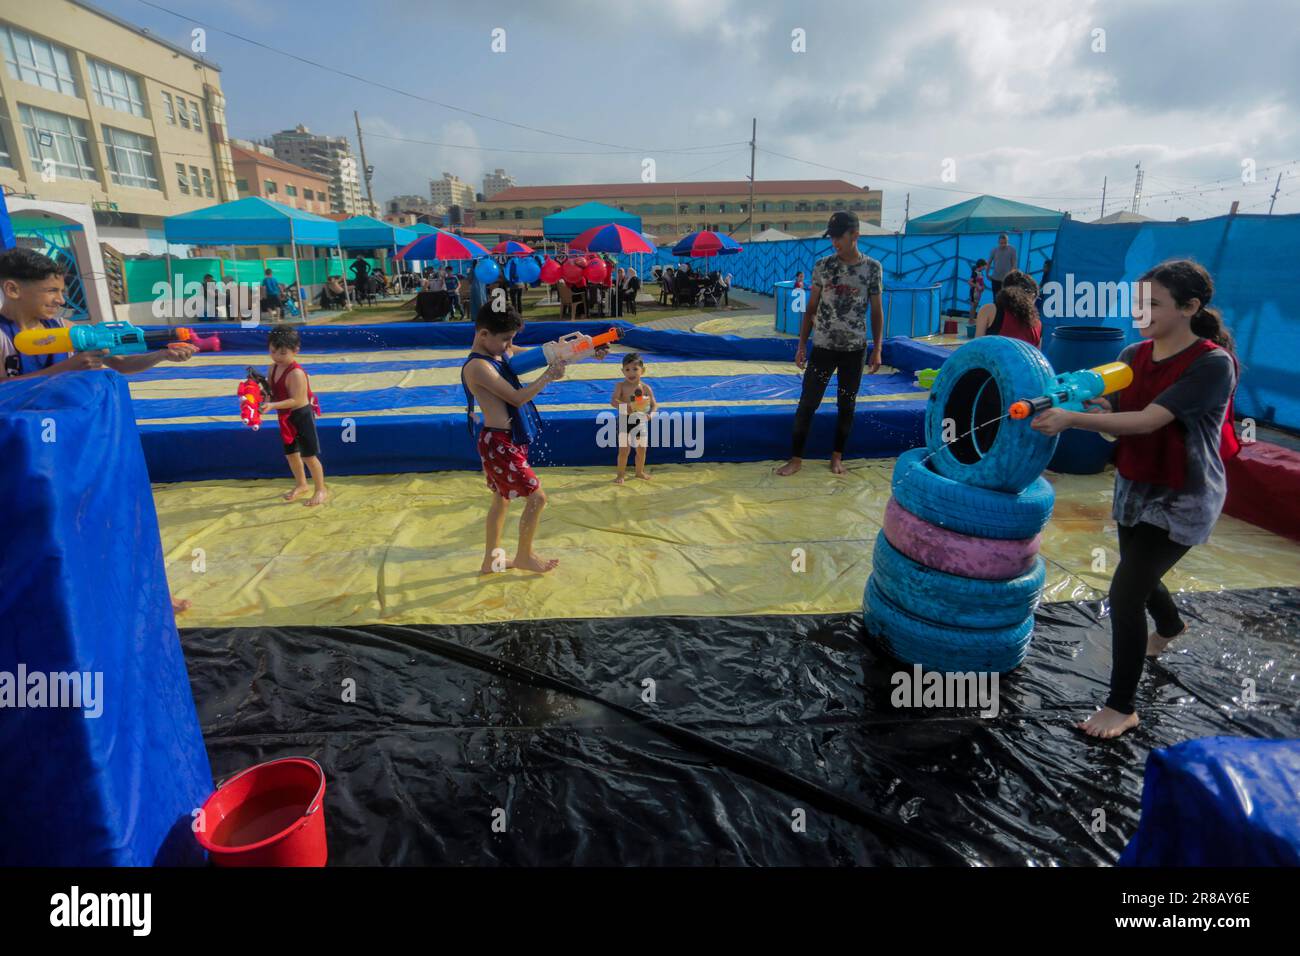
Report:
570,223,654,254
671,230,742,258
492,240,535,256
396,229,489,261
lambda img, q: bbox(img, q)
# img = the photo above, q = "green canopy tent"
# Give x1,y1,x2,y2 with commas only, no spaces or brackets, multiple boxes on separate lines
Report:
905,194,1065,235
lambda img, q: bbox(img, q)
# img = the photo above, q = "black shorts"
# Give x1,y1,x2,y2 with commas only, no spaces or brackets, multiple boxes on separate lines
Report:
283,406,320,458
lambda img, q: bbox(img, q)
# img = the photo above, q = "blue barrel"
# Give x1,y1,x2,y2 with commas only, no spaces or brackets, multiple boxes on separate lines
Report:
1045,326,1127,474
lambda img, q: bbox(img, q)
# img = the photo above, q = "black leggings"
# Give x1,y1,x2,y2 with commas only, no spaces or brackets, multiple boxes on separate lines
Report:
1106,521,1191,714
791,346,865,457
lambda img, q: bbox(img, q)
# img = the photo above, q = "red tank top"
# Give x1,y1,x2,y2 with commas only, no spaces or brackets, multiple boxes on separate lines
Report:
1114,339,1239,489
270,361,321,414
996,309,1042,348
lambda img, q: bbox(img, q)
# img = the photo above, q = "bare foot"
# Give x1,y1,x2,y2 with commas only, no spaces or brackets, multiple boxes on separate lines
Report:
635,471,651,480
1146,624,1187,657
614,473,626,484
513,552,560,573
829,456,847,475
776,458,802,476
1077,707,1139,739
171,595,191,615
305,488,329,507
283,484,310,501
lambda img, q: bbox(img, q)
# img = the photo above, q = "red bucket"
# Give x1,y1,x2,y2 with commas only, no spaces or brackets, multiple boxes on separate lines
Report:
195,757,327,867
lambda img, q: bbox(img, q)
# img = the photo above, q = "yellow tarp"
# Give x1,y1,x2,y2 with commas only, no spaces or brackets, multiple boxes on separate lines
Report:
157,461,1300,629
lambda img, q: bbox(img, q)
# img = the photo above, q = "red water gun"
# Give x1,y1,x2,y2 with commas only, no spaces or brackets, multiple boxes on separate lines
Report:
238,367,269,430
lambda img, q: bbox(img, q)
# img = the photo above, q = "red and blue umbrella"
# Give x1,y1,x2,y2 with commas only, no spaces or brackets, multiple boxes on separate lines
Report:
570,223,655,254
492,240,535,256
396,229,489,261
672,230,742,258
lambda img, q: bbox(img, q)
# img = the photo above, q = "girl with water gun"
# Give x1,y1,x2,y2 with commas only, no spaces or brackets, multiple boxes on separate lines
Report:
1030,260,1240,740
609,352,656,483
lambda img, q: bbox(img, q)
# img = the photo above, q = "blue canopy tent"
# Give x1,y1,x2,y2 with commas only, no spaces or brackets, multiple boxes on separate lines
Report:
338,215,418,283
906,194,1065,235
162,197,343,317
542,202,643,243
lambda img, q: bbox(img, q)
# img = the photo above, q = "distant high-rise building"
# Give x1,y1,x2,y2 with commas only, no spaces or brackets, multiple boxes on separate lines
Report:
269,125,364,216
482,168,516,199
429,172,475,210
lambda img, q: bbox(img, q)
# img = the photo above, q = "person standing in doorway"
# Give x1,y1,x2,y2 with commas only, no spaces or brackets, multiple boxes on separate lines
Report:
987,233,1018,298
777,211,884,477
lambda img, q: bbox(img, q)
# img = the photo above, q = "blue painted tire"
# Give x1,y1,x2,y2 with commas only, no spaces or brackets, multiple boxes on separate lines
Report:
863,577,1033,673
924,336,1059,494
871,531,1044,629
892,447,1055,540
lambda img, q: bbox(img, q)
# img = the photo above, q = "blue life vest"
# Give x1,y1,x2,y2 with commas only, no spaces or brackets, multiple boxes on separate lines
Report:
461,351,541,447
1,315,67,378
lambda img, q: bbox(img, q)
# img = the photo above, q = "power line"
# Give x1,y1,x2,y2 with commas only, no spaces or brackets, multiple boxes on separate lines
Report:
132,0,735,156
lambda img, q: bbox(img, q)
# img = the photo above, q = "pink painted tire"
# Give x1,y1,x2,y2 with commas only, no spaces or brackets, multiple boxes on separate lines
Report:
883,496,1040,580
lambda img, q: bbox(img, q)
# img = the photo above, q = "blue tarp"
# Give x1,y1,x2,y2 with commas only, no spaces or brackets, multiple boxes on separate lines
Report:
542,202,642,241
0,371,212,865
128,328,943,481
1049,213,1300,430
1120,737,1300,866
163,196,341,247
337,215,418,250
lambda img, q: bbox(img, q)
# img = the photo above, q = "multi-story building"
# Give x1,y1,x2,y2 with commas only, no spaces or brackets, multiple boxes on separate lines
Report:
429,171,474,210
269,124,364,217
385,193,444,221
230,142,331,216
476,180,883,239
0,0,238,252
482,168,515,199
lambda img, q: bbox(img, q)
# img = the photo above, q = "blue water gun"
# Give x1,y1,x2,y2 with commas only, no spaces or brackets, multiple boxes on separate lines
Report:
15,322,218,357
1009,362,1133,420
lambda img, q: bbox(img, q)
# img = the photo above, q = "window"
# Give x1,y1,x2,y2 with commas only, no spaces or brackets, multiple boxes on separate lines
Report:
303,188,313,200
264,179,277,194
513,208,524,220
19,105,96,180
815,201,828,212
0,119,11,168
189,100,202,132
178,102,190,128
697,203,706,213
88,59,146,117
235,178,249,193
189,165,201,194
202,168,213,198
285,184,298,197
1,27,78,96
176,163,190,194
102,125,159,189
161,92,175,124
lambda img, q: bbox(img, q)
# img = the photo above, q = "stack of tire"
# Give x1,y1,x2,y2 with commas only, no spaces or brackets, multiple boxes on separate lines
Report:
865,337,1061,673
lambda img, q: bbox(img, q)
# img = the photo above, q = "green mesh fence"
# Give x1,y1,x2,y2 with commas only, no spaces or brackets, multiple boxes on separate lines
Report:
119,256,383,303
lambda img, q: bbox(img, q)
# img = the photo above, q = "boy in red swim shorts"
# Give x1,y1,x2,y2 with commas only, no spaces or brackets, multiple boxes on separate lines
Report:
461,303,572,574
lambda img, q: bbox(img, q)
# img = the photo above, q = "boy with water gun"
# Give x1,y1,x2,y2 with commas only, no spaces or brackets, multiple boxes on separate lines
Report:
461,306,612,574
0,248,199,381
261,325,327,507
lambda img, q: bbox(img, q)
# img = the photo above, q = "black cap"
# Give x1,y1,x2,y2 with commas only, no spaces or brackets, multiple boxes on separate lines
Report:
823,210,859,238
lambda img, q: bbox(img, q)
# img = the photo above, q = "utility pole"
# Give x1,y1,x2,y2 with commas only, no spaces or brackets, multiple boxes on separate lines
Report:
354,110,374,217
747,117,756,241
1099,176,1107,219
1268,171,1283,214
1131,162,1144,213
903,192,910,231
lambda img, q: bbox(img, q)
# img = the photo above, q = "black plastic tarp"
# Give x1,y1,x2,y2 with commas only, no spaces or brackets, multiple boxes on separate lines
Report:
181,587,1300,865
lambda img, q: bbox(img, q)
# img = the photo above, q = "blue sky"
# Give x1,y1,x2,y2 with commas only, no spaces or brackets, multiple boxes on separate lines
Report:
95,0,1300,226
